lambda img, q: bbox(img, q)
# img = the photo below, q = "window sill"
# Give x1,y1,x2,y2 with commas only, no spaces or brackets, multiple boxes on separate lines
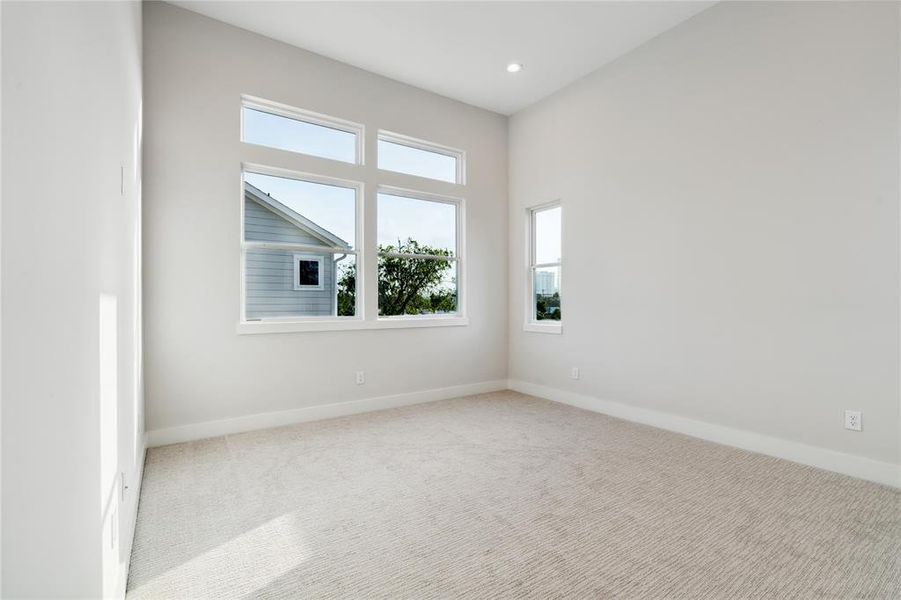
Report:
523,321,562,335
237,316,469,335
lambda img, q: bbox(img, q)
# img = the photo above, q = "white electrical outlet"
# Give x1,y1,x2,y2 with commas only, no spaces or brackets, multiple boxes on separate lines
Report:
570,367,580,380
844,410,862,432
355,371,365,385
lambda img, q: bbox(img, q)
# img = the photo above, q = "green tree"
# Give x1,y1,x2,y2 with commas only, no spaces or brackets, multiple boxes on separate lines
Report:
536,292,561,321
336,261,356,316
336,239,456,316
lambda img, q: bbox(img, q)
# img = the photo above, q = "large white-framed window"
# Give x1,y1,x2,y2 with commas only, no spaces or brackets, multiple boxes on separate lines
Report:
241,95,364,165
237,95,469,334
377,186,464,319
378,130,465,184
525,202,562,334
240,164,362,324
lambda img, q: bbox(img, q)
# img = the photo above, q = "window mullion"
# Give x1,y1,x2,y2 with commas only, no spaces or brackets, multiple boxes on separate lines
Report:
243,241,357,255
362,174,379,321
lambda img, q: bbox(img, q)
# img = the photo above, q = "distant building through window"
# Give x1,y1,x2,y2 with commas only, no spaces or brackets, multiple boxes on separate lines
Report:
528,203,562,329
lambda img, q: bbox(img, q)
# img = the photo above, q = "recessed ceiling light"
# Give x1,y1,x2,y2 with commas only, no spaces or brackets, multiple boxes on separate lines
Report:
506,62,523,73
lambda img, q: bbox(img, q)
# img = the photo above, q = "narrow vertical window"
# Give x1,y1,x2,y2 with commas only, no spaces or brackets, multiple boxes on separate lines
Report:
527,203,562,332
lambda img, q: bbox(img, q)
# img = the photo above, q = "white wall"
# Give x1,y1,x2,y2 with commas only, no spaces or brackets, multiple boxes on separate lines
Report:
509,1,900,471
142,3,508,436
1,1,143,597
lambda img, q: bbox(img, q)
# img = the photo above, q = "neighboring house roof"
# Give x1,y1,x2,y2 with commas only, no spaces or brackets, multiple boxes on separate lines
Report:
245,182,351,249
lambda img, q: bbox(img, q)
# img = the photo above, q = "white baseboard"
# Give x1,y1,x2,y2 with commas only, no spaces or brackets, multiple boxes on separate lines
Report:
509,379,901,489
146,378,900,488
146,380,508,447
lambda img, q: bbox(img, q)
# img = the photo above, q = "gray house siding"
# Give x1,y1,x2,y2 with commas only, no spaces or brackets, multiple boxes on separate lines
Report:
244,197,338,319
244,198,324,246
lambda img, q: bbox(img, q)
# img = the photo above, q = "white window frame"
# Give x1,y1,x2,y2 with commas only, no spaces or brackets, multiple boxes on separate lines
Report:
525,201,562,334
240,163,363,327
377,185,466,321
241,95,365,165
236,96,470,334
377,130,466,185
293,254,324,291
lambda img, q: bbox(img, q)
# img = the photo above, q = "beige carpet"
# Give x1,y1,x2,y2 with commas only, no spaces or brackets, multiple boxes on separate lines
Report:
127,391,901,599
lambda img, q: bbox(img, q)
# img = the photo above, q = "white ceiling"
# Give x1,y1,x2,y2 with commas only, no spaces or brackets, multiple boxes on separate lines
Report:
173,1,715,115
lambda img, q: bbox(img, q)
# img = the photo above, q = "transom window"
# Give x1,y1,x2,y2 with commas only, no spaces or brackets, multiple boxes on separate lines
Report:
526,203,562,332
239,96,466,332
378,131,464,184
241,96,362,164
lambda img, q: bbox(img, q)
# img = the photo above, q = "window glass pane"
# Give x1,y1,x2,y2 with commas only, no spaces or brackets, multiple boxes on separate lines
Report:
245,249,355,319
378,256,457,316
244,172,356,249
533,266,561,321
242,107,357,163
295,257,321,288
335,255,357,317
377,193,456,256
534,206,561,264
378,138,458,183
297,261,319,286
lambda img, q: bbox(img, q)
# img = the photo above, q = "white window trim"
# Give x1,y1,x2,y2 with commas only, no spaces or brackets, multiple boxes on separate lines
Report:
241,94,365,165
293,254,324,290
377,130,466,185
377,185,466,322
236,316,468,335
525,201,562,334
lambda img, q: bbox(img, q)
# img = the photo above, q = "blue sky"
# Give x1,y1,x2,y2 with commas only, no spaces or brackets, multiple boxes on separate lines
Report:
535,206,561,264
243,108,356,163
377,139,456,183
245,172,358,247
377,193,455,253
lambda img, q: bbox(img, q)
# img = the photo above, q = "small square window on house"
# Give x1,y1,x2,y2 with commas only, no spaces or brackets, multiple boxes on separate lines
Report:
294,255,323,289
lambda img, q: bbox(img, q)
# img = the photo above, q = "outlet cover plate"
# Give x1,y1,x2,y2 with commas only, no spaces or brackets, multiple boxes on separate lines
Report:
844,410,862,432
